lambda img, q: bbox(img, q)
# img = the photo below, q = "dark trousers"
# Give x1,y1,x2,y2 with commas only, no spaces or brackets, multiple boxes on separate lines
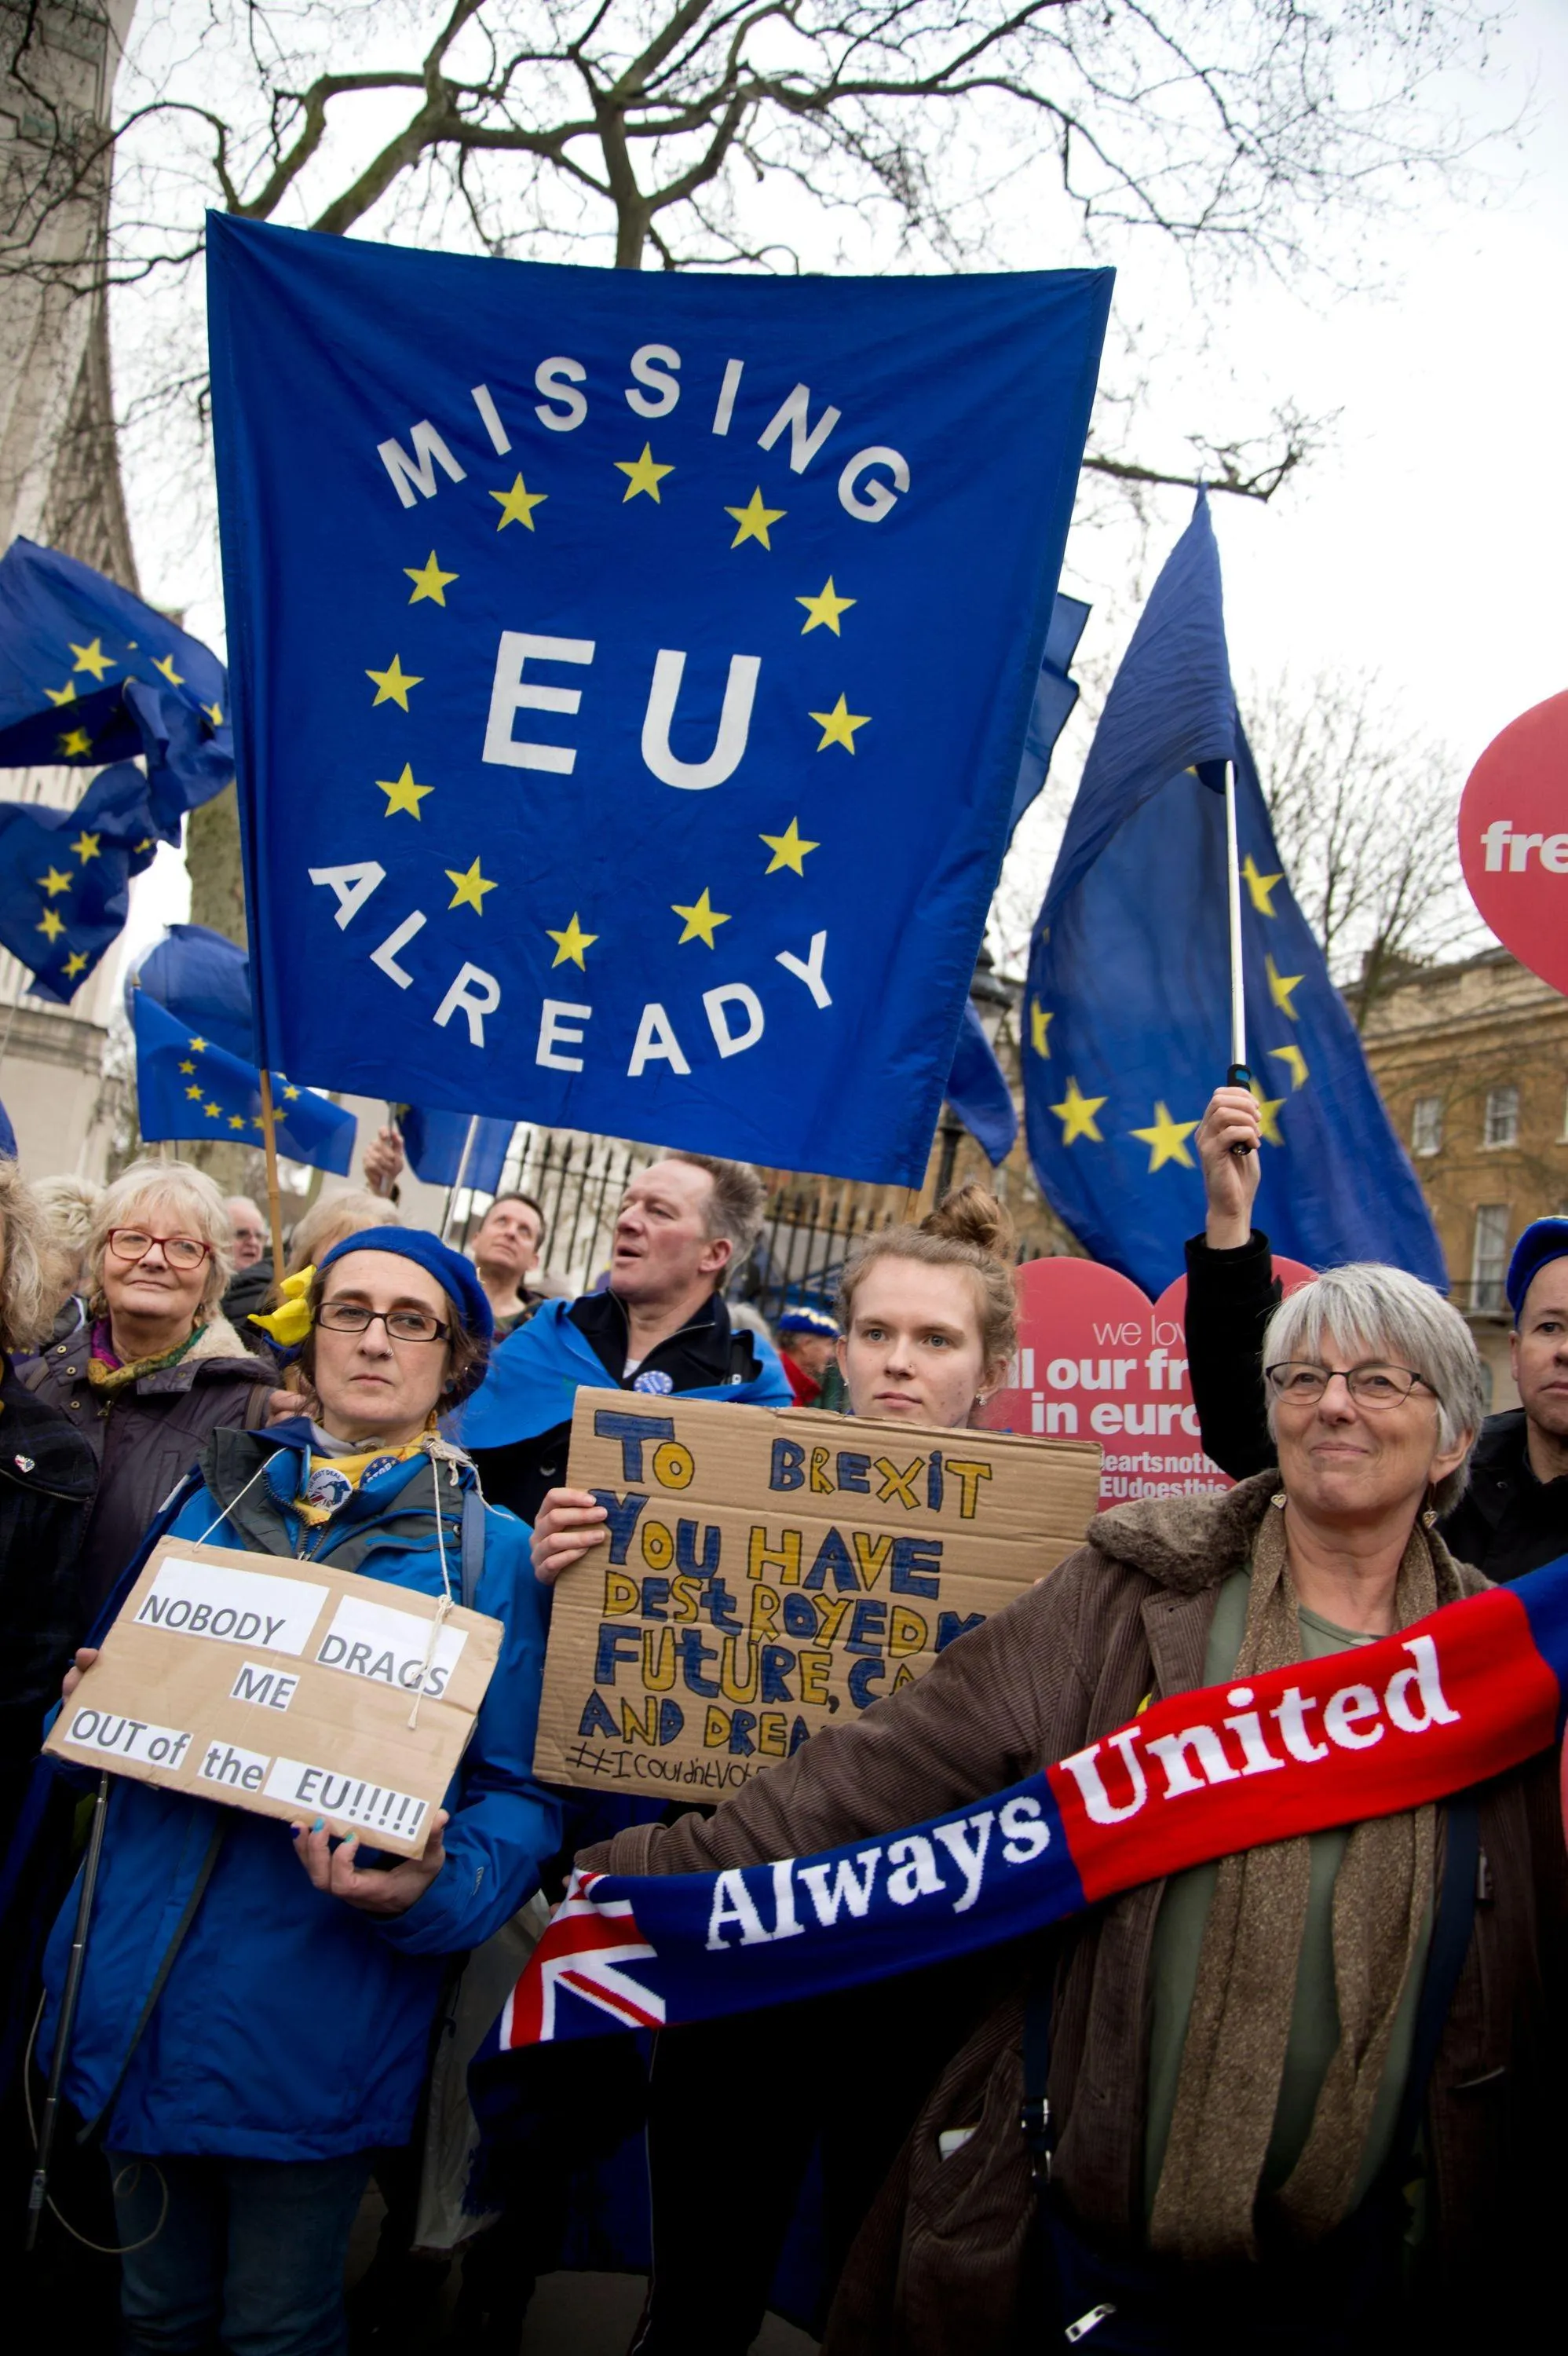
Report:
108,2148,374,2356
633,1981,963,2356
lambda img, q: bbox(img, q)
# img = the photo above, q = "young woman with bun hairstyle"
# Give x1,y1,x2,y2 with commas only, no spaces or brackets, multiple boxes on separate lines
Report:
533,1187,1022,2356
529,1182,1017,1586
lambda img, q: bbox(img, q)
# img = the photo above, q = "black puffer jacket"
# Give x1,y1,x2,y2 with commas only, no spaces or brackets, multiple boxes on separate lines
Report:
0,1355,96,1836
24,1314,274,1626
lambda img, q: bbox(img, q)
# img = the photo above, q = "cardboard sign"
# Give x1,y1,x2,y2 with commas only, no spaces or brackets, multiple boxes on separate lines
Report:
45,1538,503,1857
981,1256,1313,1505
533,1388,1102,1796
1458,689,1568,996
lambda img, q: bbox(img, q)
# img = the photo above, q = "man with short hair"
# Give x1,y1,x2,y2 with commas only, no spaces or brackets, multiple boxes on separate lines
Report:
225,1197,266,1270
470,1192,546,1337
1182,1086,1568,1581
459,1152,791,1524
221,1195,272,1326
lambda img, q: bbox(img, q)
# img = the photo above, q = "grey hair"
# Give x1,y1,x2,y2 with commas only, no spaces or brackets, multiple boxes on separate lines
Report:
0,1161,57,1353
86,1158,235,1322
33,1175,104,1261
1262,1264,1486,1515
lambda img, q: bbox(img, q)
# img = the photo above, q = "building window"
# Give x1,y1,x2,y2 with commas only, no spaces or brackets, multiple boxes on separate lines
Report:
1483,1085,1519,1148
1411,1096,1442,1156
1471,1204,1510,1312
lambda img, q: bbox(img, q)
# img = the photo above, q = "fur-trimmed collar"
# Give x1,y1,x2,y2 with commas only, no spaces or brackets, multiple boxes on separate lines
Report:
185,1313,265,1366
1084,1468,1479,1600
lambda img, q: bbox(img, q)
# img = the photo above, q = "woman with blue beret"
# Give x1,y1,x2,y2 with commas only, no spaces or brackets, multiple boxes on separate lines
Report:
38,1228,562,2356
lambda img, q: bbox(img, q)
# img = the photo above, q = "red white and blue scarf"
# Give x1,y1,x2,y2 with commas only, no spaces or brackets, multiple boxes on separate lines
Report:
495,1554,1568,2048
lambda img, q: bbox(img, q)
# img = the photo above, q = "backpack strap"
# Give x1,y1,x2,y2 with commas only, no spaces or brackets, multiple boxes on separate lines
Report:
459,1484,486,1612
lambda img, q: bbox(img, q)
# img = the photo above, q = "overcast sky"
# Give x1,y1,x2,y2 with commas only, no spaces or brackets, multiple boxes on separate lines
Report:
115,0,1567,975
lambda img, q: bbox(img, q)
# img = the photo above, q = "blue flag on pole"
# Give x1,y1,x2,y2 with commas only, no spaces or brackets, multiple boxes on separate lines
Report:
132,989,356,1173
0,540,232,838
945,1004,1018,1165
1024,497,1444,1293
0,763,160,1003
131,922,257,1060
400,1106,514,1194
207,216,1110,1186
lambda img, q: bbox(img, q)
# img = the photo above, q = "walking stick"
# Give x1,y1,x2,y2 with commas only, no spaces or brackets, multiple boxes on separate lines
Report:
25,1772,110,2250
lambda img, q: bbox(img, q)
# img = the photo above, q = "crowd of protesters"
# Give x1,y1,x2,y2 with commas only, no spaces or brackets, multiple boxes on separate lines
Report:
0,1101,1564,2355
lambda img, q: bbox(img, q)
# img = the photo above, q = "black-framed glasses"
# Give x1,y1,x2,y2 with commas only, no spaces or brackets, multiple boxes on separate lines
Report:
1265,1361,1434,1409
108,1227,211,1272
317,1300,451,1345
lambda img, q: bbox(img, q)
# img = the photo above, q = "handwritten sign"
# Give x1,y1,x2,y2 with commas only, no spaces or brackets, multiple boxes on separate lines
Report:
533,1388,1101,1795
45,1538,503,1857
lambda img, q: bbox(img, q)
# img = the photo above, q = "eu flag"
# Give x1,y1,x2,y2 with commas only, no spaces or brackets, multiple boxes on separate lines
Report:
0,763,159,1002
207,217,1110,1186
0,540,232,838
1024,498,1444,1293
132,990,356,1174
132,922,257,1059
400,1107,514,1193
945,1004,1018,1166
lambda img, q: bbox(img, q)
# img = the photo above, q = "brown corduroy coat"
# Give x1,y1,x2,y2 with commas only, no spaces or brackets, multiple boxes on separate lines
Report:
583,1472,1568,2354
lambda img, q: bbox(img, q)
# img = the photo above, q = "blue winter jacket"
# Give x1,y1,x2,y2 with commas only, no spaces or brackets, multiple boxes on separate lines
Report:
39,1427,563,2160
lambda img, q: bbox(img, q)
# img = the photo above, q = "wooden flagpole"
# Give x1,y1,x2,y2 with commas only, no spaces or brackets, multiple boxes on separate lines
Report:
440,1116,479,1244
258,1069,287,1275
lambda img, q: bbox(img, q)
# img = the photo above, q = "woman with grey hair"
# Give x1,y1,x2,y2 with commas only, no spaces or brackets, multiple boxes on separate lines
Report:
24,1158,272,1628
578,1260,1567,2353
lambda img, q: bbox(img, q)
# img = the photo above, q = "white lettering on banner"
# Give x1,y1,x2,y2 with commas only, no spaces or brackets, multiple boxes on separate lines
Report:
264,1758,429,1841
376,421,466,508
316,1594,466,1698
230,1662,298,1712
482,633,596,774
1058,1637,1462,1826
757,383,842,474
537,998,590,1072
704,1795,1054,1949
470,383,510,454
640,649,760,791
309,862,385,929
1479,821,1568,875
534,357,587,432
199,1739,271,1793
135,1558,328,1655
776,930,832,1008
626,344,681,418
433,964,500,1047
62,1711,191,1769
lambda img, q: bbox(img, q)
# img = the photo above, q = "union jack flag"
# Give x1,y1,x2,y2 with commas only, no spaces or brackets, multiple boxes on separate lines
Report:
499,1871,666,2046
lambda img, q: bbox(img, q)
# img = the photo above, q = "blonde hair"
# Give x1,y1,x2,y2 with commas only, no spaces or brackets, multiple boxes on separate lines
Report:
86,1158,233,1322
33,1175,103,1264
0,1161,57,1353
836,1183,1018,1375
284,1189,400,1280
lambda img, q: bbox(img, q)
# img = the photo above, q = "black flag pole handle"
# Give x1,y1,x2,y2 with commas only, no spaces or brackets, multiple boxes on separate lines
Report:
26,1771,109,2251
1223,763,1255,1157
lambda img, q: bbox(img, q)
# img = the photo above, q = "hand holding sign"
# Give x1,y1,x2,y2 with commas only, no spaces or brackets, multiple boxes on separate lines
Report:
291,1806,450,1915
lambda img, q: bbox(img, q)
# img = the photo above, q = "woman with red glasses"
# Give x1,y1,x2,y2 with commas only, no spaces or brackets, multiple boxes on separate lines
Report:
25,1158,272,1632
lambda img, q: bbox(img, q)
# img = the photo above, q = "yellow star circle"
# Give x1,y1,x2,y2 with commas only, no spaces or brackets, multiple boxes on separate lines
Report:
1131,1101,1199,1172
809,694,869,754
796,578,856,635
69,638,115,681
491,474,547,531
37,867,72,898
377,763,433,819
546,913,598,969
725,488,785,550
1051,1077,1107,1145
760,819,819,876
152,652,185,687
404,551,458,605
671,889,730,948
366,655,422,710
615,445,674,503
446,857,496,913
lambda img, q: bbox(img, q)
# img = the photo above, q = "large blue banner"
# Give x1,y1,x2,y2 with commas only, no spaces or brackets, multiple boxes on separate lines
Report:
207,219,1109,1184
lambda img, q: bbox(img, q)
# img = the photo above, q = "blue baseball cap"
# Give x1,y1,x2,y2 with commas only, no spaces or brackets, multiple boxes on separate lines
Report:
1504,1219,1568,1320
